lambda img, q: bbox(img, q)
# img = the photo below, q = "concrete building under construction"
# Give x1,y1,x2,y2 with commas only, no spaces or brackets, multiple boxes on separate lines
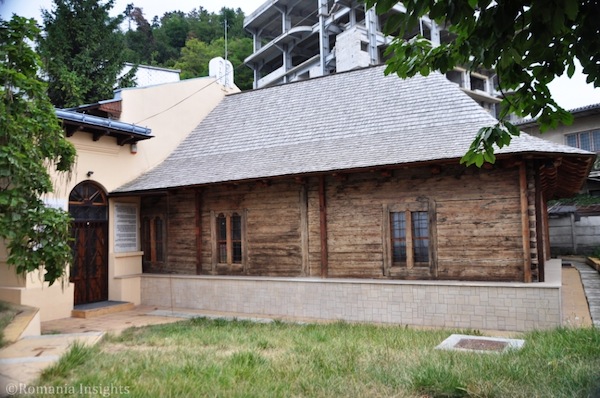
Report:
244,0,501,115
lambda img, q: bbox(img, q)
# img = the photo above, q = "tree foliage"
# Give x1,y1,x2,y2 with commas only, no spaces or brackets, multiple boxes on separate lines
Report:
365,0,600,166
38,0,135,107
122,5,253,90
175,36,253,88
0,16,76,285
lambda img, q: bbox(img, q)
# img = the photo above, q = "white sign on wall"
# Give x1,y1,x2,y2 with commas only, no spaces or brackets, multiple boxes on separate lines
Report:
114,203,139,253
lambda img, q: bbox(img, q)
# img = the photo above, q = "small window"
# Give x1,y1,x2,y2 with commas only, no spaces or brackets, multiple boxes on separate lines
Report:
390,210,430,266
469,74,486,92
384,201,436,278
142,215,166,265
445,70,463,87
565,130,600,152
213,211,245,265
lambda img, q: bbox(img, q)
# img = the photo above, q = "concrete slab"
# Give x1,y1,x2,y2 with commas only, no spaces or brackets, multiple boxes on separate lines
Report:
0,332,103,396
436,334,525,354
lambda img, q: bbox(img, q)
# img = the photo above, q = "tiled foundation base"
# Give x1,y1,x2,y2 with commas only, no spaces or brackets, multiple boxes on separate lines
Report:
140,261,562,332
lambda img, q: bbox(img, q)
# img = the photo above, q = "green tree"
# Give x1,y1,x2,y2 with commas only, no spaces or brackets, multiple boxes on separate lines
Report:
187,6,218,43
38,0,134,107
224,37,254,91
124,6,156,64
365,0,600,166
174,37,253,90
175,38,220,79
160,11,190,52
0,16,77,285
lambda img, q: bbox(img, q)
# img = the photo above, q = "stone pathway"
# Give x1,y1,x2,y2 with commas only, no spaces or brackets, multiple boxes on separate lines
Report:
572,261,600,328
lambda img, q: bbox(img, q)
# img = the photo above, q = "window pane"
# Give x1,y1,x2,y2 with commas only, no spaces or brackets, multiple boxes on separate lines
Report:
391,212,406,262
232,242,242,263
412,212,429,263
580,132,591,151
391,212,406,237
592,131,600,152
217,214,227,240
565,134,577,148
218,243,227,263
231,213,241,240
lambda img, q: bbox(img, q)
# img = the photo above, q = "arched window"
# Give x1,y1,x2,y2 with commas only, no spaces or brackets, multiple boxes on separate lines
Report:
213,210,245,265
69,182,107,221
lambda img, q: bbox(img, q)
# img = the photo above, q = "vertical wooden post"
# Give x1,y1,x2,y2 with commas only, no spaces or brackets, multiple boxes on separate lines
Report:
319,176,328,278
226,213,232,264
534,172,545,282
405,210,414,269
195,190,203,275
166,191,171,270
519,162,532,283
210,211,217,273
382,205,391,276
542,194,551,261
299,183,309,276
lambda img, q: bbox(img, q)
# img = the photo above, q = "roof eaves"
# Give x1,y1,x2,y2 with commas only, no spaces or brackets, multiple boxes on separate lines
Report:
56,109,153,144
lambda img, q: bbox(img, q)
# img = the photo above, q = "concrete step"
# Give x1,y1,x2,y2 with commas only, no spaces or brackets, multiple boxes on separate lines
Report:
0,332,104,393
586,256,600,272
2,304,40,343
71,301,134,319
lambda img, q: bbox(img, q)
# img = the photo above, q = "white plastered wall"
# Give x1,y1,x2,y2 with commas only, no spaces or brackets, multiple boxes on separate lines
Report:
0,77,239,321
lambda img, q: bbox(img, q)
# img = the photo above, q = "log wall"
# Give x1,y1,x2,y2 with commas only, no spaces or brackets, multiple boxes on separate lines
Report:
140,163,539,282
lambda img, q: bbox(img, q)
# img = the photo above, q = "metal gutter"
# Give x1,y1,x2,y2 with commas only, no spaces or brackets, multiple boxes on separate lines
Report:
56,109,152,139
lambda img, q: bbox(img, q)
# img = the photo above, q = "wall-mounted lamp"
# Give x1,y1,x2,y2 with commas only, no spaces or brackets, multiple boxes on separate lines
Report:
130,143,138,154
86,171,94,178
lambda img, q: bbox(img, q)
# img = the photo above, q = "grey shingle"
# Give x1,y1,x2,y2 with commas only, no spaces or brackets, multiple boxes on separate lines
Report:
114,66,592,193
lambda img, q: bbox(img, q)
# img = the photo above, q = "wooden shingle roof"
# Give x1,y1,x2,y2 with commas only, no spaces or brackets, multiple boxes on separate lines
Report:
114,65,594,194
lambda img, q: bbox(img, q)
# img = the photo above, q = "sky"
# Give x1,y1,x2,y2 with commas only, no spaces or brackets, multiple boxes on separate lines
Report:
2,0,599,110
0,0,266,19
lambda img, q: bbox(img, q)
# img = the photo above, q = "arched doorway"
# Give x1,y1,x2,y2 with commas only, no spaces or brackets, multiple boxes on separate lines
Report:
69,181,108,305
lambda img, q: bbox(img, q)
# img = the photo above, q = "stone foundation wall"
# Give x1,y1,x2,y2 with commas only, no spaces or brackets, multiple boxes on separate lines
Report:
141,261,562,332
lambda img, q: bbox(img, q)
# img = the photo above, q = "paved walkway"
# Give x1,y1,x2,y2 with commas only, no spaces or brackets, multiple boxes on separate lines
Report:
571,260,600,328
1,263,598,397
0,308,189,397
561,264,594,327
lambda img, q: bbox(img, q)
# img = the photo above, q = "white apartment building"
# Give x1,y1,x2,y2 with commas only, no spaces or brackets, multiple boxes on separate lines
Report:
244,0,501,115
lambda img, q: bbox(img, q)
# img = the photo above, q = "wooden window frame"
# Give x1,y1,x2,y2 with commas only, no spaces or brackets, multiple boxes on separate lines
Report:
383,200,437,278
210,210,247,271
142,215,166,265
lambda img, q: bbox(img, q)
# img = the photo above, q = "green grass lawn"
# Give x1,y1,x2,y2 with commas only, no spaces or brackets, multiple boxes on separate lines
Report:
38,318,600,397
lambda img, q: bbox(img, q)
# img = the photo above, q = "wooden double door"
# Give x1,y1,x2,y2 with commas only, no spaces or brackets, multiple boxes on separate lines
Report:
69,182,108,305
